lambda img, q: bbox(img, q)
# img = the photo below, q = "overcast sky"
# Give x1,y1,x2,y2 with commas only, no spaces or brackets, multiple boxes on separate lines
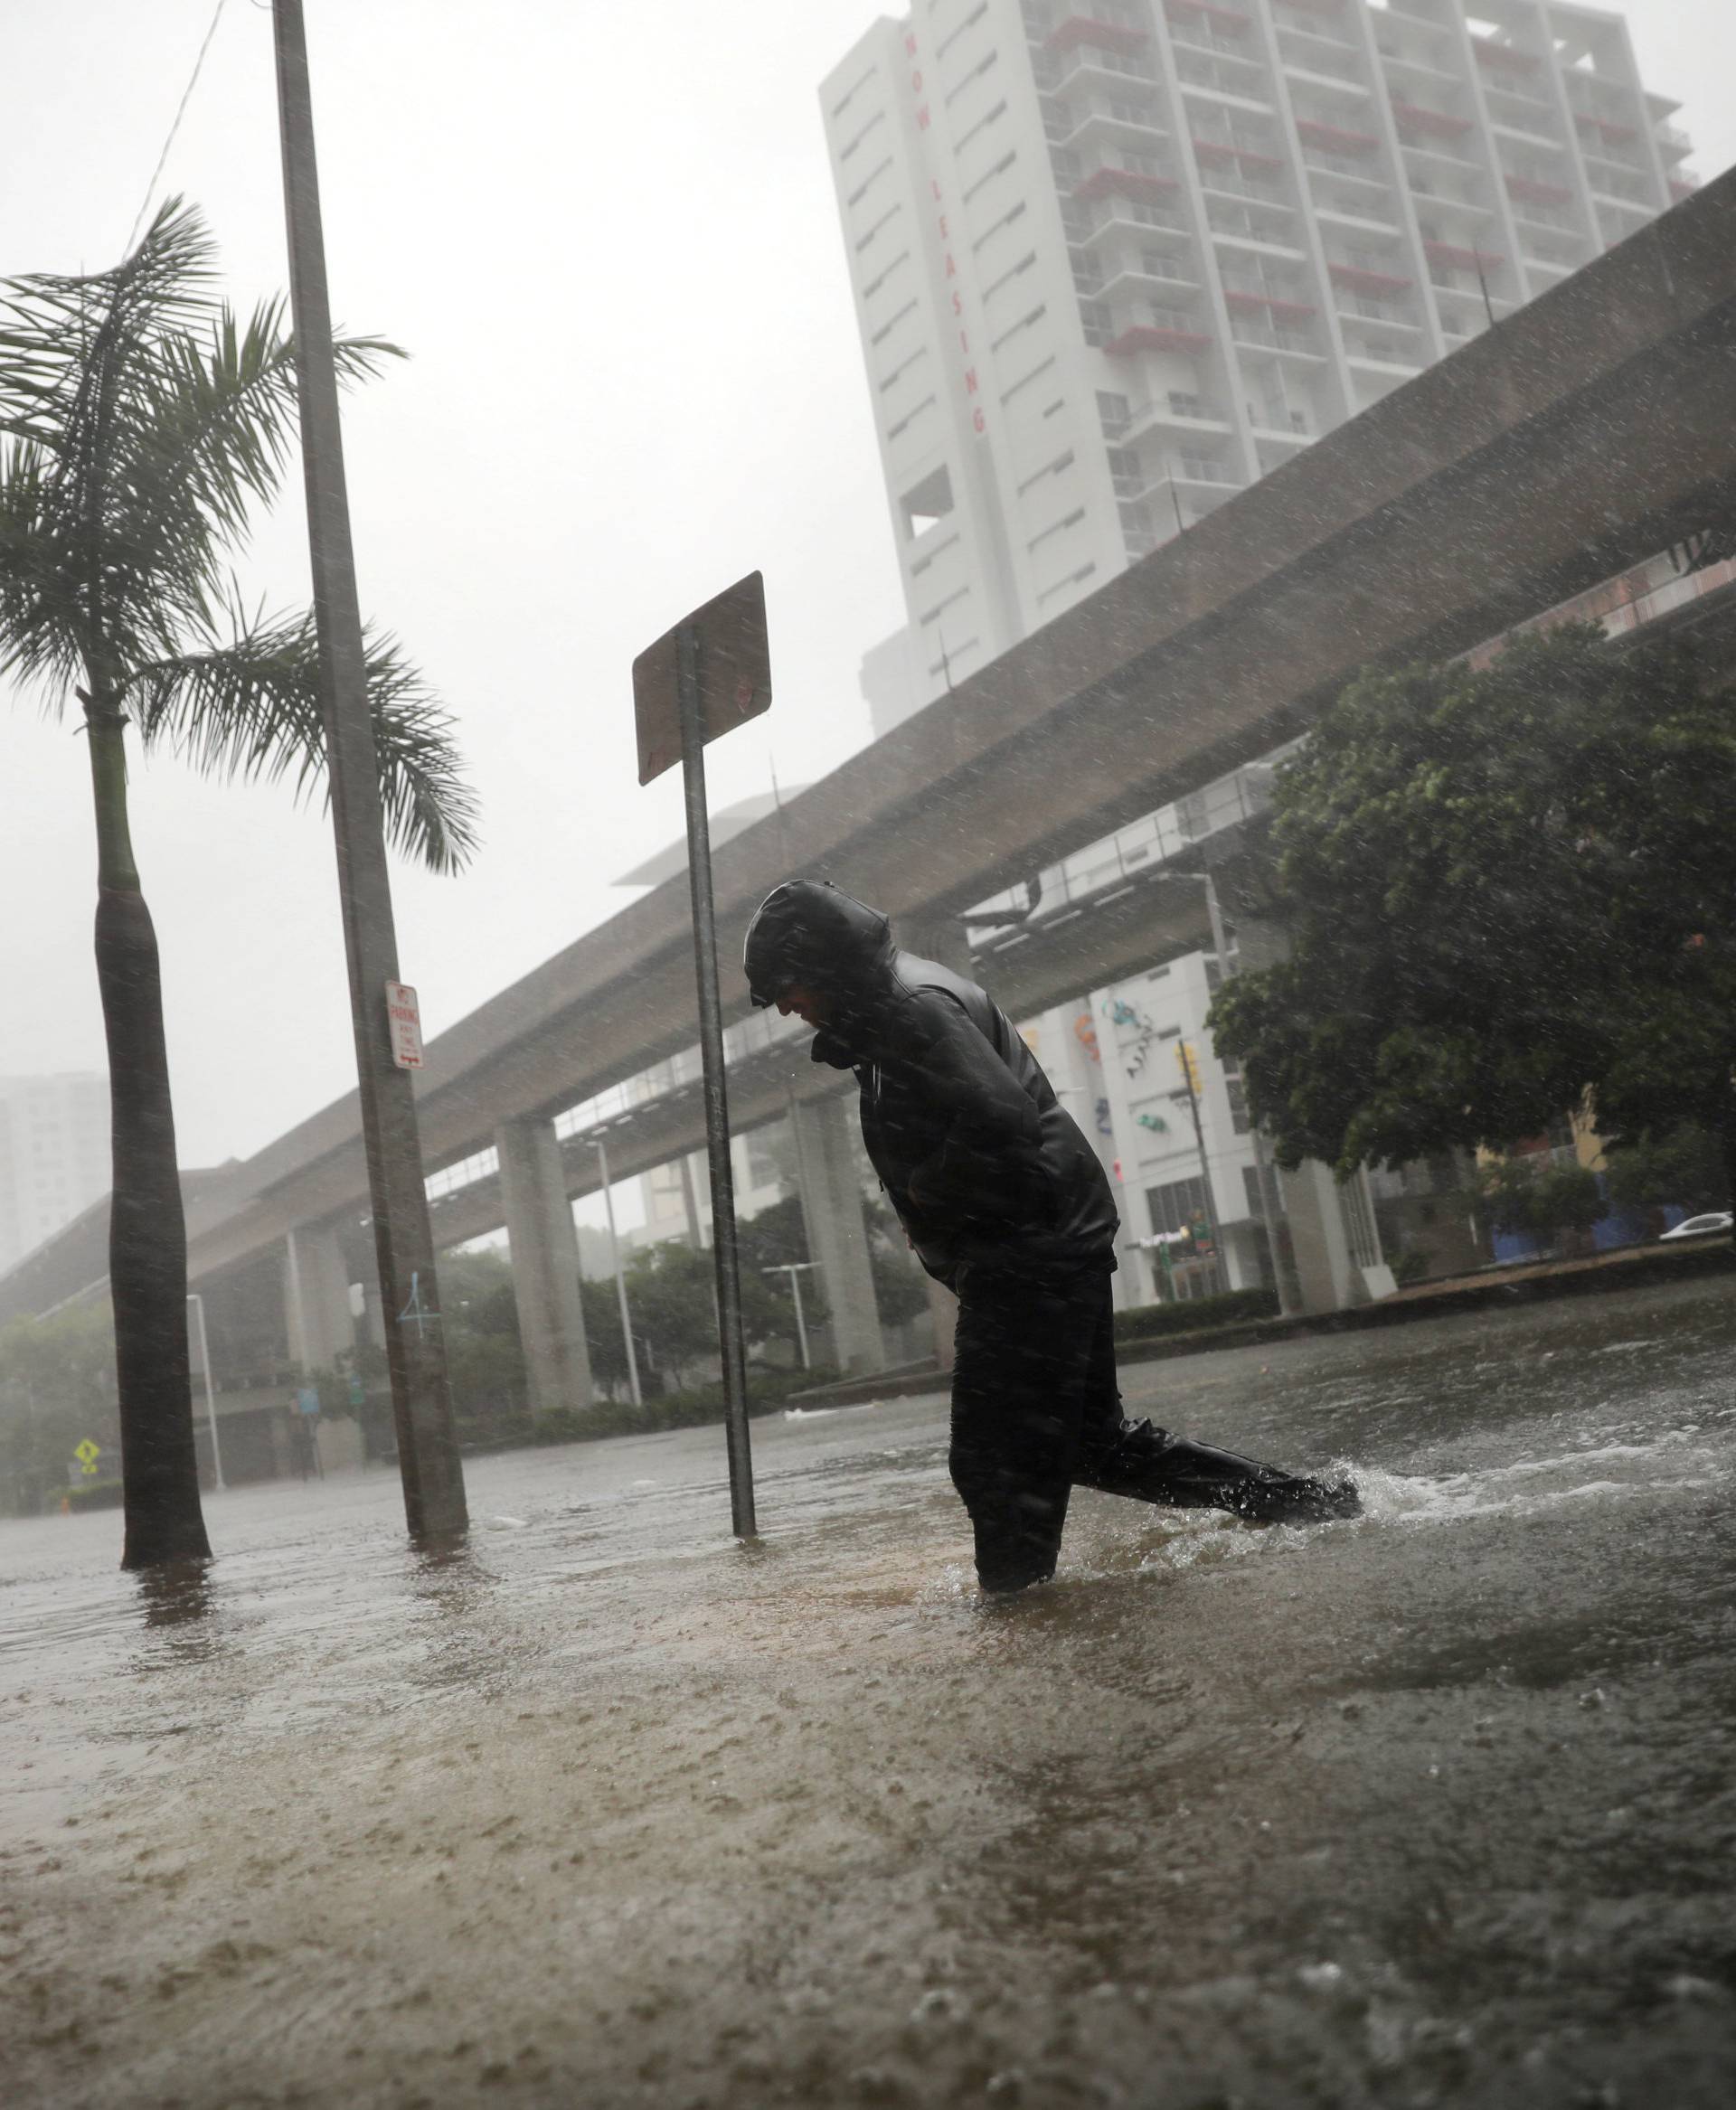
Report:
2,0,1731,1173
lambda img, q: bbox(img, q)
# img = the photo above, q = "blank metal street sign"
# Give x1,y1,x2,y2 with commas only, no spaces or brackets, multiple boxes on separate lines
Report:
632,570,771,786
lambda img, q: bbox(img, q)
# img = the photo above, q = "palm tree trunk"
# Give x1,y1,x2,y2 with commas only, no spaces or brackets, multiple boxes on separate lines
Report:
85,695,211,1568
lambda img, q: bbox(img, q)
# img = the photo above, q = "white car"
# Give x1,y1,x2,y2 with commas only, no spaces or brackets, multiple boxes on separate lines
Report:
1659,1211,1733,1241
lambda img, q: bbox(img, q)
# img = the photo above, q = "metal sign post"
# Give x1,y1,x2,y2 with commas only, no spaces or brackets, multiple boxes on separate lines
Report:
633,572,771,1540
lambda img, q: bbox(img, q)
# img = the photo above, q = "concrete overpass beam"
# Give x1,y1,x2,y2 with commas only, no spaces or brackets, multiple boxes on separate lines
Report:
789,1096,885,1378
496,1117,593,1421
284,1226,355,1374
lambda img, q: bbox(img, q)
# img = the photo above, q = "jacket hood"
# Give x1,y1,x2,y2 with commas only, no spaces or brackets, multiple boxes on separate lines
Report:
743,880,892,1008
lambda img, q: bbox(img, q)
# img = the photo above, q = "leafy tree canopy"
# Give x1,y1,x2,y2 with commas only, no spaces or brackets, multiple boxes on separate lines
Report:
1209,625,1736,1200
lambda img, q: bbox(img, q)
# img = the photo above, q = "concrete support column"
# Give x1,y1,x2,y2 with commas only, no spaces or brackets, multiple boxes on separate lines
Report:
1277,1161,1388,1314
496,1116,593,1421
789,1095,885,1377
283,1225,355,1373
892,910,976,1374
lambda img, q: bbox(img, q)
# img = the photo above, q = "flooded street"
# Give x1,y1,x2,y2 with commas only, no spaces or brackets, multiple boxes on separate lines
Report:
4,1275,1734,2109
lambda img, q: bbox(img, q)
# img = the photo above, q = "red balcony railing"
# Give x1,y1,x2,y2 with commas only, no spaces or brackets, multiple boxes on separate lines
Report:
1392,100,1473,139
1166,0,1251,34
1575,114,1637,146
1328,260,1414,296
1505,174,1572,207
1075,166,1183,203
1048,16,1152,56
1296,118,1380,155
1472,38,1539,73
1223,289,1318,321
1105,324,1213,357
1423,240,1505,273
1193,137,1284,172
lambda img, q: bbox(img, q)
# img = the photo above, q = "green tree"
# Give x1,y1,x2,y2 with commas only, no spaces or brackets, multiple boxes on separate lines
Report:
0,202,476,1568
619,1239,804,1389
0,1302,119,1516
1209,626,1736,1199
1602,1123,1727,1220
579,1275,633,1399
438,1250,529,1437
1477,1157,1604,1251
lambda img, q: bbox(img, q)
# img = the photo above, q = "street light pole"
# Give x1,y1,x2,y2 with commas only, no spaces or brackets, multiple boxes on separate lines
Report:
762,1261,819,1370
185,1293,224,1493
595,1135,643,1408
1174,1041,1226,1295
271,0,466,1541
1163,864,1299,1316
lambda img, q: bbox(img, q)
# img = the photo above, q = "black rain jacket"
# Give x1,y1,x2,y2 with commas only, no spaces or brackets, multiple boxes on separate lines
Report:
743,881,1120,1295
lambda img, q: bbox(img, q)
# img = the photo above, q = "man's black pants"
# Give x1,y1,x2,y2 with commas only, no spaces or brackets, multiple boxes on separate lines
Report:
948,1266,1315,1592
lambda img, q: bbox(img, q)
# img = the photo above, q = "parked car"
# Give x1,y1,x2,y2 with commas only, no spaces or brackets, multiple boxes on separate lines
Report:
1659,1211,1733,1241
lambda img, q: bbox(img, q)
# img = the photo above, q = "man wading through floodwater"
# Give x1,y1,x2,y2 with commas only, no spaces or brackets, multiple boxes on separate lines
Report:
745,880,1361,1594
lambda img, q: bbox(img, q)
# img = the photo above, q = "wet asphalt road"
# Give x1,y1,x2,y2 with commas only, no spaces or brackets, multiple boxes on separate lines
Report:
2,1273,1733,2108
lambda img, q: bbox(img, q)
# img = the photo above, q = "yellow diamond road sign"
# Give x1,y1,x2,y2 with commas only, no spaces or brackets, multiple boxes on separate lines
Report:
74,1439,100,1467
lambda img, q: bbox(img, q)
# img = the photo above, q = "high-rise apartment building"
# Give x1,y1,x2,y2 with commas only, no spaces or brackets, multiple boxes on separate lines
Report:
823,0,1695,735
0,1073,110,1276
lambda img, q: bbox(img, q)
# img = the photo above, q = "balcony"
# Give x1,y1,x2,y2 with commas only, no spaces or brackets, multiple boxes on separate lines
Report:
1050,47,1159,98
1055,97,1168,153
1336,297,1422,329
1122,466,1242,513
1574,112,1637,150
1048,15,1151,58
1074,197,1190,249
1328,259,1414,297
1295,116,1378,156
1282,51,1369,97
1105,322,1214,357
1121,394,1233,440
1198,165,1293,209
1175,54,1273,104
1374,41,1459,88
1230,317,1325,359
1505,174,1572,209
1099,261,1203,305
1193,137,1284,176
1222,278,1316,310
1423,239,1504,275
1471,37,1539,78
1075,165,1182,203
1165,1,1252,35
1392,99,1472,142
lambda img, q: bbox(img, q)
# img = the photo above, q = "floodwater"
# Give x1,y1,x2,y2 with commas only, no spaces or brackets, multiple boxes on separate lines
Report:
3,1276,1733,2109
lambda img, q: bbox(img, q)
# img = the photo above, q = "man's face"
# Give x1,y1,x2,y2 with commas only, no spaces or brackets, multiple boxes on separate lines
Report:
775,982,830,1028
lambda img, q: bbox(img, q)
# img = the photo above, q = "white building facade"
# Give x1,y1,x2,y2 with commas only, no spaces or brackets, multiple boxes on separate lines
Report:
823,0,1694,736
0,1073,110,1276
823,0,1688,1308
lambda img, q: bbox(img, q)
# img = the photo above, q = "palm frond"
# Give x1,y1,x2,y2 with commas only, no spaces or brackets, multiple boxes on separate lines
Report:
126,603,478,874
0,437,88,694
0,195,406,711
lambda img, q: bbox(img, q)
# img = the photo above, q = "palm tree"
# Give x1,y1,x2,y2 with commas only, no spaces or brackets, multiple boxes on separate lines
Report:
0,199,476,1568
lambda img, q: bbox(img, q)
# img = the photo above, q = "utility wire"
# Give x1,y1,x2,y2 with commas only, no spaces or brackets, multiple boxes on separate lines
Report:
125,0,229,258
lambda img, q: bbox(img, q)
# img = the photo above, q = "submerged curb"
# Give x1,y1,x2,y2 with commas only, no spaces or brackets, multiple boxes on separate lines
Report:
788,1237,1735,1409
